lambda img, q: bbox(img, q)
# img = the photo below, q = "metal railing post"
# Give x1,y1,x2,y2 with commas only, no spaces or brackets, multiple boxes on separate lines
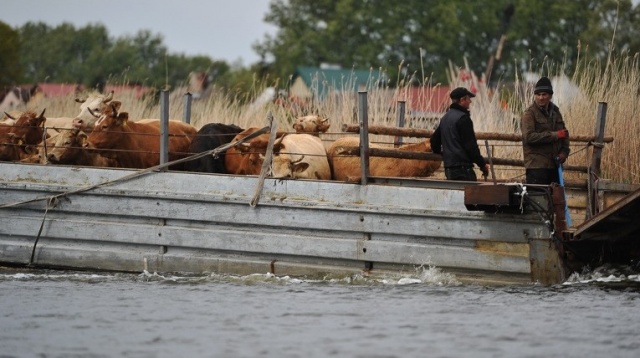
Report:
159,90,169,170
183,92,192,124
394,100,406,147
587,102,607,218
358,91,370,185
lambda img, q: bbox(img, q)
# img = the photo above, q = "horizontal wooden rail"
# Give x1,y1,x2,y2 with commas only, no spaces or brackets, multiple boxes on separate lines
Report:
341,124,614,143
335,146,588,173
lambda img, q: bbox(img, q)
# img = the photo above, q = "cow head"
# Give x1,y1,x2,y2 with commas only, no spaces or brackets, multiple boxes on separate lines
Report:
74,91,114,132
47,128,87,164
0,132,25,161
8,109,46,146
224,128,272,175
293,115,330,134
270,153,309,179
85,101,127,156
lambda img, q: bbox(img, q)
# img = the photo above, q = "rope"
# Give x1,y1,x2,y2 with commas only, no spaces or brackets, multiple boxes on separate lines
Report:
28,197,58,266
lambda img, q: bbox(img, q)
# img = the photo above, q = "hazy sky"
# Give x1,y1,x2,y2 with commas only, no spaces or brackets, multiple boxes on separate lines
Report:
2,0,278,65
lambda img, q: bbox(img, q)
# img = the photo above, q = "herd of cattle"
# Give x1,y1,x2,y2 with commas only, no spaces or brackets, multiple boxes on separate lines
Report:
0,93,442,182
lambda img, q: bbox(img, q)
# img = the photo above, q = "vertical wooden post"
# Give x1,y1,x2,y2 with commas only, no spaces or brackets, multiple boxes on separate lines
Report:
588,102,607,218
394,101,406,148
159,90,169,170
183,92,192,124
358,91,370,185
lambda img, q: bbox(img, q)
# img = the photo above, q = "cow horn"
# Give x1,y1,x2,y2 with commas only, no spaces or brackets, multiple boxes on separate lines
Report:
291,155,305,164
39,108,46,118
103,91,114,103
4,112,15,120
320,117,329,123
110,103,118,116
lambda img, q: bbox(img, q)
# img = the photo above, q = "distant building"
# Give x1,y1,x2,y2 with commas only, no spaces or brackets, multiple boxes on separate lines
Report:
392,85,451,119
0,87,30,113
290,66,388,100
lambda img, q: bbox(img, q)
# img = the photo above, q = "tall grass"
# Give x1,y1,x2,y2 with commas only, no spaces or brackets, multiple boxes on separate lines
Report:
16,53,639,185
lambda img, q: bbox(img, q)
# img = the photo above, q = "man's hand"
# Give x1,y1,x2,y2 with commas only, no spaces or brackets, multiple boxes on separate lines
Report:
481,164,490,178
558,152,567,164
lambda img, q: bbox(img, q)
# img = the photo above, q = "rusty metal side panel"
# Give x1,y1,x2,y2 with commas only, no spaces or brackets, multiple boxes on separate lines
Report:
529,239,566,285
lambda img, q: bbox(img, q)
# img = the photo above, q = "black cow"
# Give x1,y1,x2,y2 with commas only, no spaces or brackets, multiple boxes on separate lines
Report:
184,123,243,173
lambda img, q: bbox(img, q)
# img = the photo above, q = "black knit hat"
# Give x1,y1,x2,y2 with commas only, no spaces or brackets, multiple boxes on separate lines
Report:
534,77,553,94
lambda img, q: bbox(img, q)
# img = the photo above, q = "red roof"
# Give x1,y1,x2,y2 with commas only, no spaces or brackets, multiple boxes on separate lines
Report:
392,86,451,115
105,84,154,99
35,83,84,97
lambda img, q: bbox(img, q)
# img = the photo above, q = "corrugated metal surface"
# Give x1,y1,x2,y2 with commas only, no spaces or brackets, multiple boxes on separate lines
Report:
0,163,554,284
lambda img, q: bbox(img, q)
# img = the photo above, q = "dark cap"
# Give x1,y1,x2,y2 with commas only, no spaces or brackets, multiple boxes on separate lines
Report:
450,87,476,100
534,77,553,94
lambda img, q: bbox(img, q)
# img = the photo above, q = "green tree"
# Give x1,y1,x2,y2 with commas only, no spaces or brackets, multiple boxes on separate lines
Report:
0,21,22,87
257,0,640,86
14,22,232,91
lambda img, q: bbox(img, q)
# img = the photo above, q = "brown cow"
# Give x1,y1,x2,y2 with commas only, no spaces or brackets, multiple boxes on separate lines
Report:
85,101,195,169
0,109,46,162
0,132,27,161
224,127,287,175
31,92,115,138
327,137,442,182
293,115,330,135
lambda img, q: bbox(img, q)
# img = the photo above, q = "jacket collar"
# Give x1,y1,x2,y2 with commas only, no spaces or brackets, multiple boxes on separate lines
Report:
449,103,470,114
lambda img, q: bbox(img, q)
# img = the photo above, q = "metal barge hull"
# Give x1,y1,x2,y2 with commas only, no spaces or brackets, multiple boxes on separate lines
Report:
0,163,562,285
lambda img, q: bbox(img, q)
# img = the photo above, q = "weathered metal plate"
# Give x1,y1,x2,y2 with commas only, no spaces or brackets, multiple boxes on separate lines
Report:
0,163,554,284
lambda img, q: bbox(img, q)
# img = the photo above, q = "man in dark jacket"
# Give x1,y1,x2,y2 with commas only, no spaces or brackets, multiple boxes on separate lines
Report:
430,87,490,181
521,77,570,184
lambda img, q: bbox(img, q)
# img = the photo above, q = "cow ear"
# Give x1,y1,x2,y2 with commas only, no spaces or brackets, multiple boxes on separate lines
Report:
110,101,122,111
273,142,285,153
318,120,331,132
273,135,285,152
292,161,310,173
117,112,129,124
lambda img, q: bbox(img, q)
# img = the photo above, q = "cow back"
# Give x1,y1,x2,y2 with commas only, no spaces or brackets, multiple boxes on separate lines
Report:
272,134,331,180
87,117,195,169
184,123,243,173
327,137,441,181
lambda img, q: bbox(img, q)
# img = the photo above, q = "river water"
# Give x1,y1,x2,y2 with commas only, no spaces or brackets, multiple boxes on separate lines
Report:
1,265,639,358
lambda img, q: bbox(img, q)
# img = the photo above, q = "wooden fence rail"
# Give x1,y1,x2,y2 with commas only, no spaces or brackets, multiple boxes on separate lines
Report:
342,124,614,144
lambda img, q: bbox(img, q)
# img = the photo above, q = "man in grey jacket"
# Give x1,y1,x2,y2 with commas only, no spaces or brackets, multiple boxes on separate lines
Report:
521,77,570,184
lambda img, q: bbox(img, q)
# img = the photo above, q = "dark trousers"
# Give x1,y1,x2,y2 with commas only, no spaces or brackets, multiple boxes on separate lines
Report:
445,166,477,181
525,168,559,185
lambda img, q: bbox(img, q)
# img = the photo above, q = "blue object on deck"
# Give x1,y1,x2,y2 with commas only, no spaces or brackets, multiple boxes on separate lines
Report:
557,162,573,227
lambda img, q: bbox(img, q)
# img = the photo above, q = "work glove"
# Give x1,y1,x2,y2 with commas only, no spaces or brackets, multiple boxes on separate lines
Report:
558,152,567,164
557,129,569,139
